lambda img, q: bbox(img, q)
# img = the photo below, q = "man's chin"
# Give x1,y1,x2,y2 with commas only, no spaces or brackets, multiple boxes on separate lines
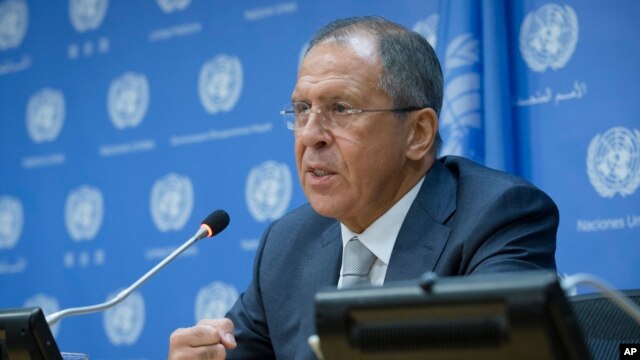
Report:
307,197,344,220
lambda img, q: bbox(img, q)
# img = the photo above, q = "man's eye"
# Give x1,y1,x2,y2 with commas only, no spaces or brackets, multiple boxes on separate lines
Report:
293,103,310,115
333,103,351,115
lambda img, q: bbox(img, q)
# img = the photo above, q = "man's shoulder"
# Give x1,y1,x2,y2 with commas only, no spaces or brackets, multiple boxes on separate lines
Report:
439,155,535,190
435,155,556,211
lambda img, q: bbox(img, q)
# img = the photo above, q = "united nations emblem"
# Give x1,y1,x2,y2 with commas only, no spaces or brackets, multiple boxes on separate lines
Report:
194,281,238,321
103,290,145,345
245,161,292,222
198,54,243,114
24,293,60,336
587,127,640,198
150,173,194,232
0,0,28,51
439,33,482,159
69,0,108,33
519,3,579,72
0,195,23,250
156,0,190,13
412,14,439,50
26,88,65,143
107,72,149,129
65,185,104,241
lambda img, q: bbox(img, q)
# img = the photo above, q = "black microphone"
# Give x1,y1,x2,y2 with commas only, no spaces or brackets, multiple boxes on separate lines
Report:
46,210,230,326
195,209,231,240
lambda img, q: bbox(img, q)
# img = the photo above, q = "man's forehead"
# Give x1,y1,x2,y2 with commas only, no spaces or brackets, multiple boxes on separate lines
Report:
292,33,385,100
306,32,379,65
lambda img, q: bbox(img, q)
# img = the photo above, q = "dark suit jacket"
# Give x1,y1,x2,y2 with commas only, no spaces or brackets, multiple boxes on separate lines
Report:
226,156,558,359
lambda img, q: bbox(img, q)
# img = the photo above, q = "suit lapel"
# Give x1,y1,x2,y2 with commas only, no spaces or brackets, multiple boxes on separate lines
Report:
297,221,341,359
314,222,342,286
385,160,457,282
300,220,342,310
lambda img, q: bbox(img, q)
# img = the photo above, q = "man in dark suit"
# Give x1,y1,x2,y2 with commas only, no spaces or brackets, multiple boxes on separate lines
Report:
168,16,557,359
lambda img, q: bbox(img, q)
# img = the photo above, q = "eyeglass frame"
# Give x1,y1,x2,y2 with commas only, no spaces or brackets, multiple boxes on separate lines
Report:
280,101,430,131
280,101,429,131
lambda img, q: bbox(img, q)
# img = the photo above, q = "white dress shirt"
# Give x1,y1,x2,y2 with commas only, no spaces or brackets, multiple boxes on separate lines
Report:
338,176,425,288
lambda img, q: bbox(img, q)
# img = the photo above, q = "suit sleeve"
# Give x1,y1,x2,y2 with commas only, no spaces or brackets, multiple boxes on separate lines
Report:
464,183,559,274
225,222,276,359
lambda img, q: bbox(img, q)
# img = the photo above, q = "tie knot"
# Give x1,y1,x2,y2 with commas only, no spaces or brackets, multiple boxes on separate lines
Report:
342,236,376,288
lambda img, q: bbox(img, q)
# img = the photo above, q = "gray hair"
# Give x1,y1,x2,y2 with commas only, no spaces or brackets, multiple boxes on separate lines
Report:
306,16,444,151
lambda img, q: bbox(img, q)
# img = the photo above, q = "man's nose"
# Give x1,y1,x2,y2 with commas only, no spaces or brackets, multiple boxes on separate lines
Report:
296,111,331,149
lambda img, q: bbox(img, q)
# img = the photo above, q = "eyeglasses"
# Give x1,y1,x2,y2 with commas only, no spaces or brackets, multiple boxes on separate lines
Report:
280,102,427,131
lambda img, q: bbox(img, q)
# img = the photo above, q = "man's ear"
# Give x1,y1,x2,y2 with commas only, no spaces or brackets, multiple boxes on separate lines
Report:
405,107,438,161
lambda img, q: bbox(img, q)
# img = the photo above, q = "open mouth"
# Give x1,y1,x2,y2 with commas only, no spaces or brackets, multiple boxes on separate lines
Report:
308,166,336,178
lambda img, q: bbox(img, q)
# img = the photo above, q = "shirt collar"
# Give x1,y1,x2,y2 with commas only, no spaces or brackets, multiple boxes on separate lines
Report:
340,176,425,265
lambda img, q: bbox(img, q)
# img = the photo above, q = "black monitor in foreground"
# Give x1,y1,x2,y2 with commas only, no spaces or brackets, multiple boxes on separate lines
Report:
0,307,61,360
315,271,590,360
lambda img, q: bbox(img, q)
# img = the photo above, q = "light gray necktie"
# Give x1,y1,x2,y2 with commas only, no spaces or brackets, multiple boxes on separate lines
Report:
341,236,376,288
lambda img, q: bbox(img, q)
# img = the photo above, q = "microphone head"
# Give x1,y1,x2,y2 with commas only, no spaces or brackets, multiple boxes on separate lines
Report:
200,210,230,237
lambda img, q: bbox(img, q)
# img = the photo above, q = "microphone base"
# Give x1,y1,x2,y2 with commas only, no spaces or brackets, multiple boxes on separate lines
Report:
0,307,62,359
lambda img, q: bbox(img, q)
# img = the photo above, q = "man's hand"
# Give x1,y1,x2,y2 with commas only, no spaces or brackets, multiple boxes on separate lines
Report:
168,318,237,359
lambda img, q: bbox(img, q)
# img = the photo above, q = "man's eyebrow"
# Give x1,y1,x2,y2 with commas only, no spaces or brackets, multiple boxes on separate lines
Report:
291,94,353,103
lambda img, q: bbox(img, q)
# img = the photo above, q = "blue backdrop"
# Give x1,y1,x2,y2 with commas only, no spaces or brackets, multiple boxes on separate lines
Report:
1,1,638,358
